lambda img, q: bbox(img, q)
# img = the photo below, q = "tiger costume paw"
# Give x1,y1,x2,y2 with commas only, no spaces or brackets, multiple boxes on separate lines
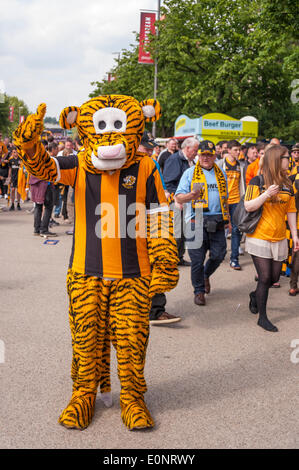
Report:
13,103,46,151
149,263,179,298
121,399,154,430
58,390,96,430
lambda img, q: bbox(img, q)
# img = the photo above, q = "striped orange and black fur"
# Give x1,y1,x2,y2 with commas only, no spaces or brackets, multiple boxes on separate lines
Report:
13,95,178,431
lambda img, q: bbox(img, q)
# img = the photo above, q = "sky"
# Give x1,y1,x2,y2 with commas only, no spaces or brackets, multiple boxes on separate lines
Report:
0,0,156,118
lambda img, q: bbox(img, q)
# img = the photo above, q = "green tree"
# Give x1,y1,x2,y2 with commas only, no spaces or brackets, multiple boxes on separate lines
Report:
90,0,299,140
0,98,10,135
44,117,59,125
0,94,30,137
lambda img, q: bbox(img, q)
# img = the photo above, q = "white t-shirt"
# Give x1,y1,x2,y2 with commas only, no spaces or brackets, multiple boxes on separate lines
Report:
57,150,77,157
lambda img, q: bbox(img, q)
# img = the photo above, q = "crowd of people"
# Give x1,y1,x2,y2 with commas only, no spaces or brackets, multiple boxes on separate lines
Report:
148,134,299,331
1,130,298,333
0,133,80,236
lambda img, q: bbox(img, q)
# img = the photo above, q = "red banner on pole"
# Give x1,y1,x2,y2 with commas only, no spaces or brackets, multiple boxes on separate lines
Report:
9,106,14,122
107,72,116,82
138,12,156,64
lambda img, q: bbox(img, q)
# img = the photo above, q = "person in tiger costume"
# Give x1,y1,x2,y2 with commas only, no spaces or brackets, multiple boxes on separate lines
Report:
13,95,179,431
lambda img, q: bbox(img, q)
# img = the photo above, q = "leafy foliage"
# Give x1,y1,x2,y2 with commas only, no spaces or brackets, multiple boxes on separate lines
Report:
0,94,29,137
44,116,59,125
90,0,299,140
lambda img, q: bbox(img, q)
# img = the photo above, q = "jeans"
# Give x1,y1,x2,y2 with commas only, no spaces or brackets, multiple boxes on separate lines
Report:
53,185,62,216
187,223,227,295
61,185,69,220
229,203,242,263
34,185,53,233
149,293,166,320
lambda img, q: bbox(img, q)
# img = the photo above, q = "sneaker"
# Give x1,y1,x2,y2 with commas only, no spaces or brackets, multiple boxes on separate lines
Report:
17,203,21,211
50,218,60,226
33,231,40,236
230,261,241,270
150,312,181,325
9,204,15,211
4,194,8,199
40,231,57,237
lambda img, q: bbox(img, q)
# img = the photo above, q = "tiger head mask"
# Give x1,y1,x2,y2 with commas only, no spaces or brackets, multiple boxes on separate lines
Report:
59,95,161,173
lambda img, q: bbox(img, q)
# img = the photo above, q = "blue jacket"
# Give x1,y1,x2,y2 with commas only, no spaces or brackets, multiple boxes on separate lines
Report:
163,150,193,194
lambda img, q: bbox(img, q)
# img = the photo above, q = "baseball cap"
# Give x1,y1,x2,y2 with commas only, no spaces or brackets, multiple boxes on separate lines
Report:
140,131,157,149
199,140,216,155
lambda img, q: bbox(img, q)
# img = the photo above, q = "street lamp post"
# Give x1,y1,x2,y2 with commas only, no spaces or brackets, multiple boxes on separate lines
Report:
152,0,161,138
18,106,23,124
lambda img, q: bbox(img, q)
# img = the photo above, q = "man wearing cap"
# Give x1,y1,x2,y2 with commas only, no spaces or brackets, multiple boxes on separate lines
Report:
138,131,181,325
163,137,199,266
175,140,228,306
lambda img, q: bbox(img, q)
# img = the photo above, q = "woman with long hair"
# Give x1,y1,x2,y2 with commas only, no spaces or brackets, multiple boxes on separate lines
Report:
244,145,299,332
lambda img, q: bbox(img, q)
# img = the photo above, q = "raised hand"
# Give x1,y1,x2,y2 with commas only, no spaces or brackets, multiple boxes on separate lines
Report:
13,103,47,150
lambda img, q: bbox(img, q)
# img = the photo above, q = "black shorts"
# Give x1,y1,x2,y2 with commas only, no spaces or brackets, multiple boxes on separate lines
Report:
11,174,18,188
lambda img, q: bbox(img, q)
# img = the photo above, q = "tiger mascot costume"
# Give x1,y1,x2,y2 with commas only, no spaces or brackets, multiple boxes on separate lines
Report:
13,95,179,431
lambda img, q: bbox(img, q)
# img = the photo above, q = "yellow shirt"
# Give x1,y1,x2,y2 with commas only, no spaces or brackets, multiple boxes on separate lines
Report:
245,176,296,242
290,169,299,230
0,141,8,157
291,161,299,176
225,158,241,205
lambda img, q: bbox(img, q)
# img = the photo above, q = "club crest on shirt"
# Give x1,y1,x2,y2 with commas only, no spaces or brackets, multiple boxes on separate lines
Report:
122,175,136,189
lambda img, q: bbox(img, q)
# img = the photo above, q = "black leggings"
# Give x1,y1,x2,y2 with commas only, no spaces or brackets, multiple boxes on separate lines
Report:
251,255,282,317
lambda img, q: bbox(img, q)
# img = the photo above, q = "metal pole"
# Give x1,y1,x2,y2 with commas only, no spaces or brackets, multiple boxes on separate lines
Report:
152,0,161,138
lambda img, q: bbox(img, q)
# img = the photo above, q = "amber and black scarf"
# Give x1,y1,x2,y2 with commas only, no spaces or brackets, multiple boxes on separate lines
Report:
191,162,229,222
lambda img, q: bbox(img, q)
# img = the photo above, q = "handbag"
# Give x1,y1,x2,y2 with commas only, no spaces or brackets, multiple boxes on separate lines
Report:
232,176,264,234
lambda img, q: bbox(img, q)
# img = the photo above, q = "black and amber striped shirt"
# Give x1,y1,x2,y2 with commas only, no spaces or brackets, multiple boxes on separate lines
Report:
289,167,299,230
54,153,168,279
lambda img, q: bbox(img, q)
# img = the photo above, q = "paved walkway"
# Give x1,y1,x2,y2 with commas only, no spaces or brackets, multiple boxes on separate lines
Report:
0,201,298,449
